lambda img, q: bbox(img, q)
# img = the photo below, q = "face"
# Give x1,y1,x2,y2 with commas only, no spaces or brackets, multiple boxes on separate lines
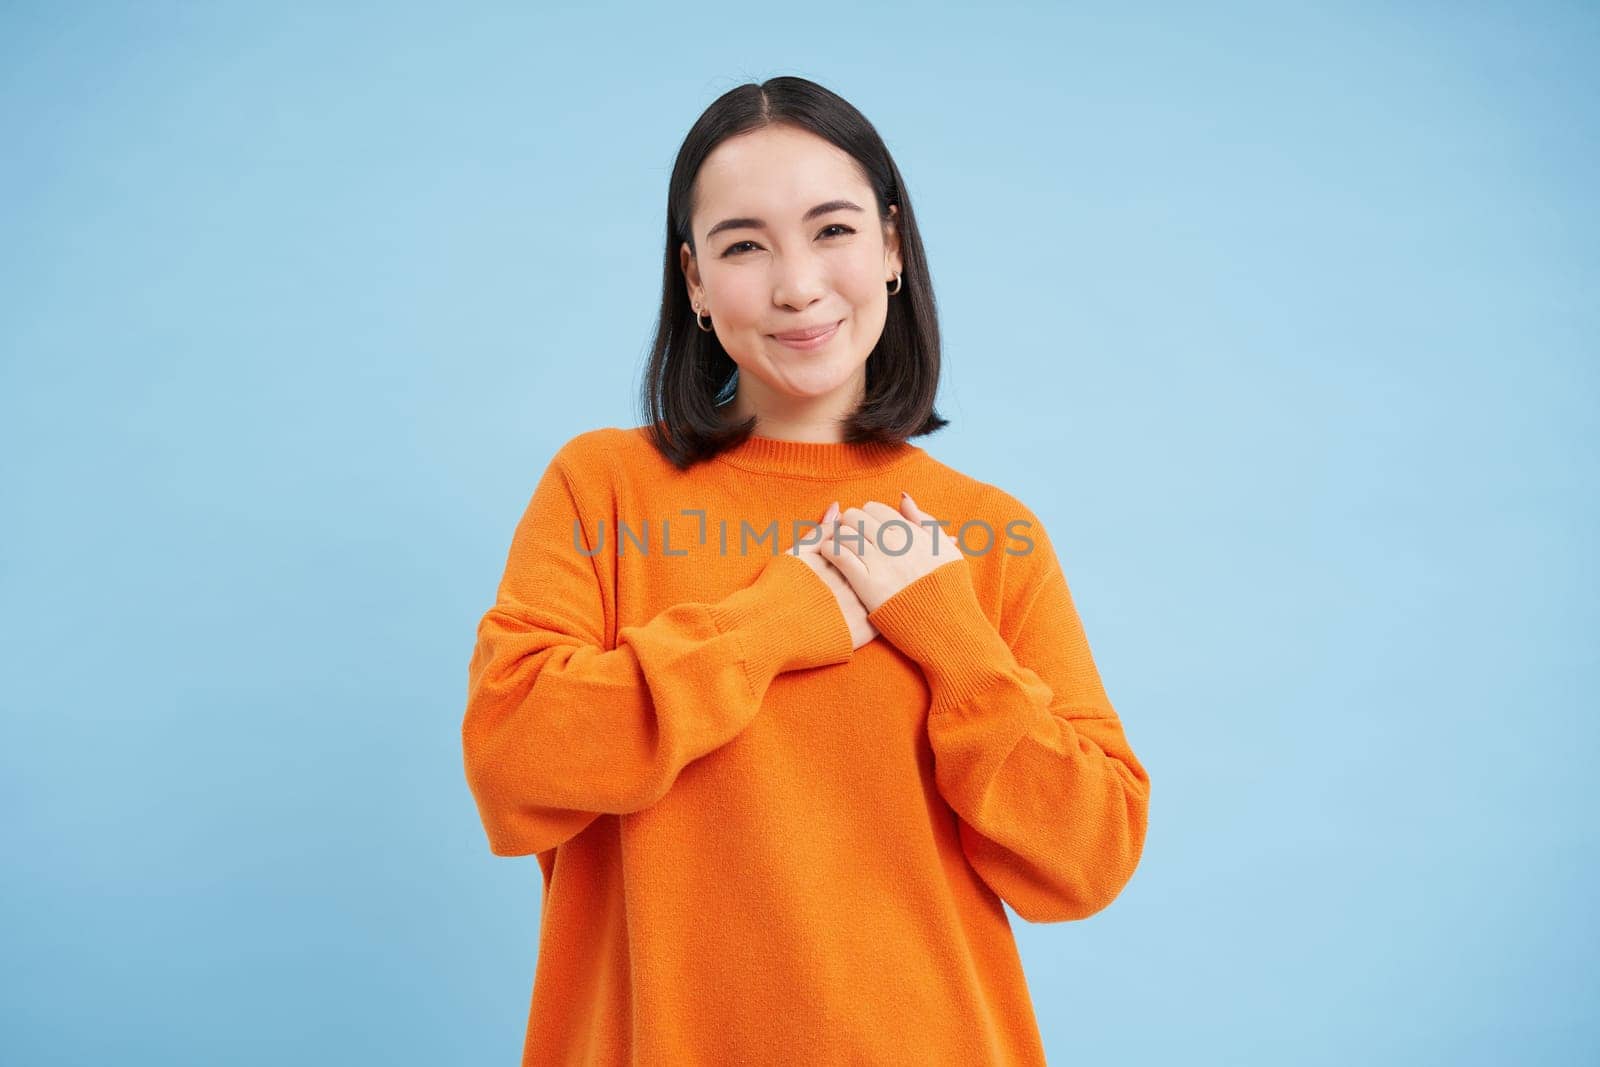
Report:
680,124,902,427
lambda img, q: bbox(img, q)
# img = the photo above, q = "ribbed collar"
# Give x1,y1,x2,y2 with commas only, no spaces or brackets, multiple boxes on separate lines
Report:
711,432,925,480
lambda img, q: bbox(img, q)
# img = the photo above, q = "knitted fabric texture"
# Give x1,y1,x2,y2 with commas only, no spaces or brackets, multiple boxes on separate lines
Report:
462,425,1151,1065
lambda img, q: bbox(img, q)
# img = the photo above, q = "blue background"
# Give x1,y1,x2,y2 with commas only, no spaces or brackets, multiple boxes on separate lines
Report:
2,3,1594,1064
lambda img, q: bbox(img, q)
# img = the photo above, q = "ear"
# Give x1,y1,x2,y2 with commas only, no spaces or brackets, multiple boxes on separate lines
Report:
680,241,702,304
884,203,903,277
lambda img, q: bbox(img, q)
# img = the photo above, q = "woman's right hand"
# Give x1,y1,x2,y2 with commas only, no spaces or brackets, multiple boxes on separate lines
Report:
794,501,878,651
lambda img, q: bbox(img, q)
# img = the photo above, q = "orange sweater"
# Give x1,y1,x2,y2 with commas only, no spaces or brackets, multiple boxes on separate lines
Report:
462,425,1150,1065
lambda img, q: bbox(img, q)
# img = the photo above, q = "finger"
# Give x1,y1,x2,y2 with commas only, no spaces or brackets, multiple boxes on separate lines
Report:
821,535,869,583
833,509,881,565
891,492,936,526
859,500,903,524
864,499,925,540
792,524,821,555
794,501,838,554
817,524,855,560
858,501,921,555
901,494,947,538
838,506,882,540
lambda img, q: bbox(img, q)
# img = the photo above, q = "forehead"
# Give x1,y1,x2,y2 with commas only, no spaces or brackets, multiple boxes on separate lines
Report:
695,126,867,216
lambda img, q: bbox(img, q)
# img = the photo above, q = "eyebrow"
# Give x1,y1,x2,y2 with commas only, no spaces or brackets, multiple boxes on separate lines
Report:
705,199,865,241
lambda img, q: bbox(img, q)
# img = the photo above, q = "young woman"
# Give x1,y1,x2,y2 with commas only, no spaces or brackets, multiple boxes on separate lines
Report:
462,76,1150,1066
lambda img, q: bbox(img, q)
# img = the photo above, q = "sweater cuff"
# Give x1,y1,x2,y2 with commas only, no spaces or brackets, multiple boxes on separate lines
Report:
710,550,855,688
866,557,1017,706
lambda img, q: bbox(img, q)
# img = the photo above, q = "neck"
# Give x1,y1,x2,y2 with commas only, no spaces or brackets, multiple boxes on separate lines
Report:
721,371,866,444
709,429,923,479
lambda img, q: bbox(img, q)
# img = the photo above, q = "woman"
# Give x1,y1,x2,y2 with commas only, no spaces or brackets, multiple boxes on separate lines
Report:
462,76,1150,1066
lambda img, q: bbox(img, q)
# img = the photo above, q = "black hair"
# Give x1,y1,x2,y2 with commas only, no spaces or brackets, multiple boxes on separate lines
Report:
638,76,949,471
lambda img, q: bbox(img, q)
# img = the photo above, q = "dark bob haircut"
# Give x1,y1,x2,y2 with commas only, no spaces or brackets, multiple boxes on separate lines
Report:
638,76,949,471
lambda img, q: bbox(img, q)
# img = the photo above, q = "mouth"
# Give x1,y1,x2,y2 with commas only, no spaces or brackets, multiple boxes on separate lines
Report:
768,319,843,350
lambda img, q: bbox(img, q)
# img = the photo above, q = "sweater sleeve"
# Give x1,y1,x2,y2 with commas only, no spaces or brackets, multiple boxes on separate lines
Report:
863,508,1150,924
462,450,855,857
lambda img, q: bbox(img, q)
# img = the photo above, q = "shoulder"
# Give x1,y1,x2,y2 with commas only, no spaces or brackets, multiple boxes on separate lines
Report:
542,425,689,510
547,425,630,473
908,453,1055,560
891,448,1058,567
935,473,1066,630
544,425,664,479
973,481,1054,560
904,451,996,516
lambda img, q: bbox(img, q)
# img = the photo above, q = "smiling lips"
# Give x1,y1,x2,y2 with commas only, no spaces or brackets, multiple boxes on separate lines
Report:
769,319,842,349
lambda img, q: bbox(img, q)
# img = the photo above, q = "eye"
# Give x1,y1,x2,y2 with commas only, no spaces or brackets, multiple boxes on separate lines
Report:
720,224,857,258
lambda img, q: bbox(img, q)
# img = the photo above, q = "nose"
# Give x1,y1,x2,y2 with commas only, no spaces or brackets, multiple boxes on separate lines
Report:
769,247,829,312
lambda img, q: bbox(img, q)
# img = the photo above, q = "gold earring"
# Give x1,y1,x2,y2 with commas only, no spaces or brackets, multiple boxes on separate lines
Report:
887,272,902,295
694,303,713,332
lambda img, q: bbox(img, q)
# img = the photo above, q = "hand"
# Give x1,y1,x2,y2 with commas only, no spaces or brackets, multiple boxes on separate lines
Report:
793,500,879,651
815,493,957,614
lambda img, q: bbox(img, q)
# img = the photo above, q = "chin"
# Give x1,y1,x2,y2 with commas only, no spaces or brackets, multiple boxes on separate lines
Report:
773,361,860,395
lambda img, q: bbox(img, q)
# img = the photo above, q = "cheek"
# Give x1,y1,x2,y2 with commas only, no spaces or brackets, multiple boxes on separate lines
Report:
709,270,769,325
836,255,889,305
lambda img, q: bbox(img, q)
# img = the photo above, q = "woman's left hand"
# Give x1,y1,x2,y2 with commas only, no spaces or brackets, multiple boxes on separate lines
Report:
815,493,962,613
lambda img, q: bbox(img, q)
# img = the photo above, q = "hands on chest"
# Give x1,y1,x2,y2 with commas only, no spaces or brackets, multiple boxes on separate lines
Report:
792,493,958,651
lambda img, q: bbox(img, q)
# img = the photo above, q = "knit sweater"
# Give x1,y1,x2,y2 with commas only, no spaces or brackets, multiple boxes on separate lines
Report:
461,425,1150,1066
